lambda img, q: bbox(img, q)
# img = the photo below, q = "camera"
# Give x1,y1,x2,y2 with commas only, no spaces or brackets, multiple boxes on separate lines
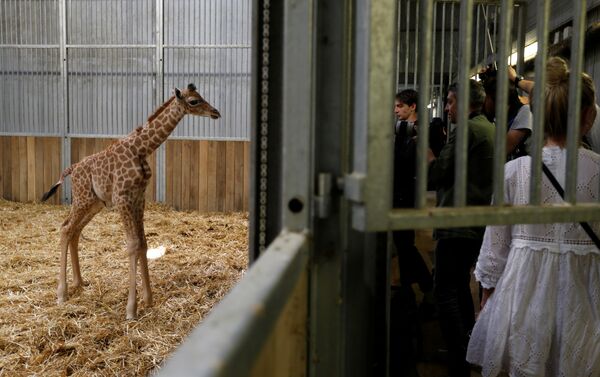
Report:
395,118,447,157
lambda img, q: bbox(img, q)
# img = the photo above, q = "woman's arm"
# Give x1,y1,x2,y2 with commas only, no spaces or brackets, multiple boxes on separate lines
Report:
508,65,534,94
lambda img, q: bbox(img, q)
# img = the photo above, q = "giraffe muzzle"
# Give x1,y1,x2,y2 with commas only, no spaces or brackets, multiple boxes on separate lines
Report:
210,109,221,119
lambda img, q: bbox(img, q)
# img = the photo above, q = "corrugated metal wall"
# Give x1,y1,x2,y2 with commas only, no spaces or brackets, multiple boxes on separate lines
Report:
0,0,251,140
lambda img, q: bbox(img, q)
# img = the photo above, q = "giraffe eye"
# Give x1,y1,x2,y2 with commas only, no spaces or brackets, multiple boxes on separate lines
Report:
189,99,201,106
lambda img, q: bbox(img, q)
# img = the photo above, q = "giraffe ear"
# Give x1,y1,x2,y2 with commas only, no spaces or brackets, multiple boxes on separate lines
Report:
174,88,183,99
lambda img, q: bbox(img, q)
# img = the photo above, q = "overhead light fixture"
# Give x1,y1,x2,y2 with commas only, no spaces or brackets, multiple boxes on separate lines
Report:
509,42,538,65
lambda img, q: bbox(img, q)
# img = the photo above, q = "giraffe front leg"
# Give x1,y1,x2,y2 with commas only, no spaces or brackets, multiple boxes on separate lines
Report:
126,247,138,320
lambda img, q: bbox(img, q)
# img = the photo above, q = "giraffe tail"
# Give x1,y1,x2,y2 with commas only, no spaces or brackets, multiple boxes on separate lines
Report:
41,166,74,202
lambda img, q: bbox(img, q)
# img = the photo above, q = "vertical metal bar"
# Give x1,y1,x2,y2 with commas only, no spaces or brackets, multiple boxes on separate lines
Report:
453,0,473,207
59,0,71,203
475,4,480,67
404,0,409,87
529,0,550,205
395,0,401,91
415,0,433,209
439,3,445,98
493,0,514,206
565,0,586,203
483,4,488,63
413,0,419,88
430,3,436,112
493,6,498,55
448,3,454,85
156,0,165,202
516,3,526,74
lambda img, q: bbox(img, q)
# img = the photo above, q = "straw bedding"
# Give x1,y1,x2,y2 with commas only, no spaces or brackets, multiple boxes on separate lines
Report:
0,199,248,376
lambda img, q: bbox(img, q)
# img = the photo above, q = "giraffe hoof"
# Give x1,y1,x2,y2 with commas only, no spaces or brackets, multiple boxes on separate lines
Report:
57,296,67,304
72,280,89,288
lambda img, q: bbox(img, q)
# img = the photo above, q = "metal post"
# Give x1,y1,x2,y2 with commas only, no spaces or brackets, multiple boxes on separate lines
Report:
565,0,586,203
529,0,550,205
515,3,526,74
493,0,514,206
415,0,433,209
454,0,473,207
59,0,71,203
155,0,166,202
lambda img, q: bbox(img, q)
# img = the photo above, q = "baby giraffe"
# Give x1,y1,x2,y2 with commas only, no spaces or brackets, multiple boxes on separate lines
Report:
42,84,220,319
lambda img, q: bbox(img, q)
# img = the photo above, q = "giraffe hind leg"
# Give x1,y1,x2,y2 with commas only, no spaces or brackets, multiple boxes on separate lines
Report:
69,201,104,288
57,200,102,303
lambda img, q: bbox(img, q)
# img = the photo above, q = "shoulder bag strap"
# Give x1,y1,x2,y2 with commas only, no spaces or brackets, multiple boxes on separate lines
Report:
542,162,600,250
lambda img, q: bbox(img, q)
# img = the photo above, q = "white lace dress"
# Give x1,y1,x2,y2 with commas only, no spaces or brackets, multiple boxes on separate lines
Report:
466,146,600,377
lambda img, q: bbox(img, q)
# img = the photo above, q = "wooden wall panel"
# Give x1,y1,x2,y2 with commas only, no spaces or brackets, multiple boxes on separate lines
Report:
1,136,248,212
0,136,61,204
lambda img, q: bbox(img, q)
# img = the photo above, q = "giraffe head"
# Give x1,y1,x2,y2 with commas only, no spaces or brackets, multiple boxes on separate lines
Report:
174,83,221,119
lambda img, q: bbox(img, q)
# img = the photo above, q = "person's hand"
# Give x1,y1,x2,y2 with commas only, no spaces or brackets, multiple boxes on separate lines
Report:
508,65,517,83
427,147,436,163
480,287,495,310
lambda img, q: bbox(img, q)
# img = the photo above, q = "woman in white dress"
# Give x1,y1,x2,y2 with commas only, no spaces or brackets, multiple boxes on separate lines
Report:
466,57,600,376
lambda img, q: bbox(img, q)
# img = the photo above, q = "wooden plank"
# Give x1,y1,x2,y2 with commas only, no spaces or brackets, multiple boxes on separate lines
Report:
216,141,227,212
35,137,45,202
207,141,218,212
27,137,36,202
18,137,27,202
234,141,245,211
0,137,6,199
0,137,5,199
12,137,22,202
243,142,250,211
181,140,192,210
50,138,61,204
198,140,209,212
71,138,80,165
225,142,235,212
5,137,14,200
166,141,174,207
172,141,182,210
189,141,200,211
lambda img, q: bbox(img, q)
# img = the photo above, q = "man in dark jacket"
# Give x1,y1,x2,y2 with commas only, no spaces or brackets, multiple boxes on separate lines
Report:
427,80,495,377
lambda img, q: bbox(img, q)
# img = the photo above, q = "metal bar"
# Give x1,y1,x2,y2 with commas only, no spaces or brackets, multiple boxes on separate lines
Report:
415,0,433,209
388,203,600,230
404,0,409,87
515,3,526,73
413,0,419,88
431,3,437,105
156,0,165,202
453,0,473,207
492,0,513,206
281,0,314,230
475,4,480,66
352,0,397,231
157,231,309,377
483,4,488,62
529,0,550,205
448,3,454,85
565,0,586,203
395,0,401,90
58,0,71,203
439,3,446,97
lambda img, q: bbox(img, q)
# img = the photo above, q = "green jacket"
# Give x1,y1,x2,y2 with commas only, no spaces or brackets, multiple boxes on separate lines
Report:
428,114,495,240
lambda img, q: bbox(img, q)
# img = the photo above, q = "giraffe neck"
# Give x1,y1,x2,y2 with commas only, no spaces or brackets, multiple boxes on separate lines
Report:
135,100,186,156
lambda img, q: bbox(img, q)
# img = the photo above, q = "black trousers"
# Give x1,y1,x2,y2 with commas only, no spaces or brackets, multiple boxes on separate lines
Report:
433,237,481,377
393,230,433,293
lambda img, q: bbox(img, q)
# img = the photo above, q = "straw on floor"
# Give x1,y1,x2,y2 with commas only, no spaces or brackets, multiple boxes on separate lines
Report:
0,199,248,376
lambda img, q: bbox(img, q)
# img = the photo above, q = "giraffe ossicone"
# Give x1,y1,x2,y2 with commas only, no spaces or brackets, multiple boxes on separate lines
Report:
41,84,220,320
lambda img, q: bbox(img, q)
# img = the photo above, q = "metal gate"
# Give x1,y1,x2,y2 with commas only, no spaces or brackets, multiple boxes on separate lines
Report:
0,0,251,202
